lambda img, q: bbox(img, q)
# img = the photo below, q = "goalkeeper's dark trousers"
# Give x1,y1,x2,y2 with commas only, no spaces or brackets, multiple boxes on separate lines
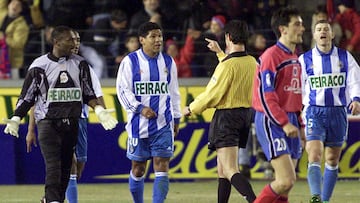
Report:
38,118,78,203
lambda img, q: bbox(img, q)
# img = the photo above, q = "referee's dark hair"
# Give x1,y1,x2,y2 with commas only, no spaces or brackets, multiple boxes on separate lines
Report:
51,25,72,43
224,20,249,45
138,22,161,38
271,6,301,39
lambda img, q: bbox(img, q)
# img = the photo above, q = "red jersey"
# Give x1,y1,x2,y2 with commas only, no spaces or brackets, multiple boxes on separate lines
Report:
252,42,302,126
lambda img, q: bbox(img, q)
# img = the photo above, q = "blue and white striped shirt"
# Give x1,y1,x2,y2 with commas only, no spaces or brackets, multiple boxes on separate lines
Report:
299,46,360,107
116,49,181,139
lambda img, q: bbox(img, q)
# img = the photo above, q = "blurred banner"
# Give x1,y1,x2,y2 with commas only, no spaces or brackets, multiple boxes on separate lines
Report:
0,87,359,184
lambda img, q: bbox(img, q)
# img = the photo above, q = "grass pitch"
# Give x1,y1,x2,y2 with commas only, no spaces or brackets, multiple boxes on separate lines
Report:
0,179,359,203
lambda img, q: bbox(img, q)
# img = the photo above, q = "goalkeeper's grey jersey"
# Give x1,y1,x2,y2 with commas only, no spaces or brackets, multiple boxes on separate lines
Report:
14,53,97,122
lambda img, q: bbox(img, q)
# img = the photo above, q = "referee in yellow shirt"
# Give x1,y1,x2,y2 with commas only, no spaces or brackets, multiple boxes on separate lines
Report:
183,20,257,203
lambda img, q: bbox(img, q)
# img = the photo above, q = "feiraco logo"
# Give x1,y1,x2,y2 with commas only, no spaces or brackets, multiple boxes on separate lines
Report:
47,87,81,102
134,81,169,95
309,73,346,90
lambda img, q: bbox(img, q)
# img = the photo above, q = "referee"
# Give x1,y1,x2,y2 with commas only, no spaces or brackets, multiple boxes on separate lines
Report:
183,20,257,203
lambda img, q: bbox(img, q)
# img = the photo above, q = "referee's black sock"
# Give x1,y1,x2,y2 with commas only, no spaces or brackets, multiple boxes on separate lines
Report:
218,178,231,203
230,173,256,203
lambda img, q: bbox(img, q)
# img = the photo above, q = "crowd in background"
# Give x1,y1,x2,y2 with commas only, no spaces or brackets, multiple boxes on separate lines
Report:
0,0,359,79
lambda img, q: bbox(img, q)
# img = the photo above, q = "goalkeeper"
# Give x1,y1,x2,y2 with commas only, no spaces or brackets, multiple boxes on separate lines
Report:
24,29,113,203
3,25,117,203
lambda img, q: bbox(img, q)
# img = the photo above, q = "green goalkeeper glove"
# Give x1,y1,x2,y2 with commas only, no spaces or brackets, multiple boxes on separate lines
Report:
3,116,21,138
94,105,118,130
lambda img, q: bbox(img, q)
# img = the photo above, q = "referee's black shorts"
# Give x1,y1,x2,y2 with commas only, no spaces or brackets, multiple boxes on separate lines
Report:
208,107,254,151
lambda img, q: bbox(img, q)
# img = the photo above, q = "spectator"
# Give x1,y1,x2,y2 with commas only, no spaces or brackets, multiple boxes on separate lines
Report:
185,0,216,31
89,0,122,26
116,0,143,21
114,32,140,73
45,0,92,31
128,0,162,34
193,14,226,77
311,5,328,34
252,0,288,44
22,0,46,75
84,9,128,78
335,0,360,62
26,0,44,29
0,0,30,79
220,0,252,21
0,0,7,12
247,32,267,60
122,33,140,55
0,28,10,79
159,0,183,40
128,0,177,41
165,29,201,78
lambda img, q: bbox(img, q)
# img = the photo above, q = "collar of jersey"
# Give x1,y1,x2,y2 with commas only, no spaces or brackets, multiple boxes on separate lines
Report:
47,52,70,62
315,45,334,56
221,51,247,62
141,48,159,60
276,41,292,54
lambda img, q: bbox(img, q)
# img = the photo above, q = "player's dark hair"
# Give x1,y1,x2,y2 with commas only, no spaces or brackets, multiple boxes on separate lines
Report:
224,20,249,45
51,25,72,43
271,6,300,39
138,22,161,38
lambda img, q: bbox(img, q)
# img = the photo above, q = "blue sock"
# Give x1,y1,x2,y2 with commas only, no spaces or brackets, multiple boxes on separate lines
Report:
307,162,322,196
322,163,338,201
153,172,169,203
66,174,78,203
129,170,144,203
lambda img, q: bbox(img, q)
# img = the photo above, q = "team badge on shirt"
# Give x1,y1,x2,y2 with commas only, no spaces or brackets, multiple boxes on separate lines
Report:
60,72,68,83
338,61,343,69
